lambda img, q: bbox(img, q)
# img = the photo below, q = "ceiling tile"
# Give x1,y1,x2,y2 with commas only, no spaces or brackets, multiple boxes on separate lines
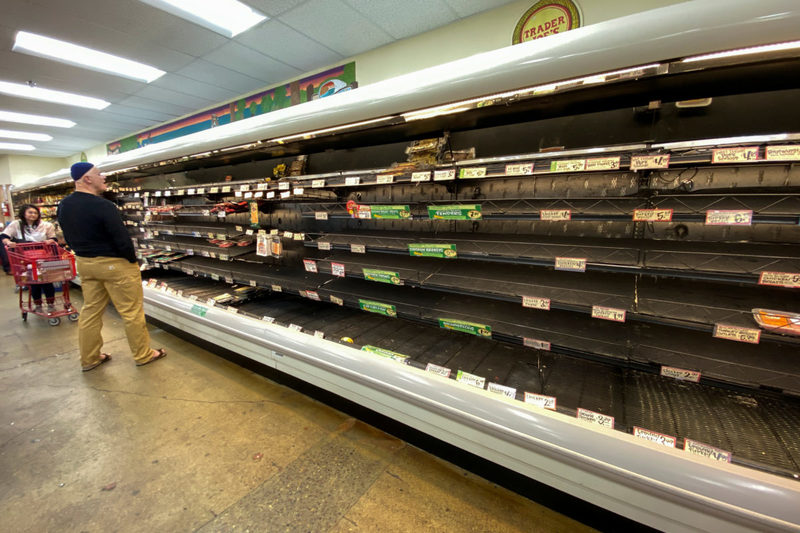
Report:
279,0,394,56
443,0,519,18
176,59,268,95
135,84,218,112
342,0,458,39
204,41,303,85
244,0,311,17
236,19,344,72
151,74,241,103
113,96,196,118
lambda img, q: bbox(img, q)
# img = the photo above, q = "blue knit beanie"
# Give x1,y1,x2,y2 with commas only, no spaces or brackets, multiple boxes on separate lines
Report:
71,162,94,180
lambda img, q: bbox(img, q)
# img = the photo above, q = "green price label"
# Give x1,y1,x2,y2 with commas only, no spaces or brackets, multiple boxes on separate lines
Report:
408,243,457,258
438,318,492,337
427,204,482,220
363,268,402,285
369,205,411,219
361,345,409,362
358,299,398,317
190,304,208,317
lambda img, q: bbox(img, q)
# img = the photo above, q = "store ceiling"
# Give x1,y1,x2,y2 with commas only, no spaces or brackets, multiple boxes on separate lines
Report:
0,0,518,158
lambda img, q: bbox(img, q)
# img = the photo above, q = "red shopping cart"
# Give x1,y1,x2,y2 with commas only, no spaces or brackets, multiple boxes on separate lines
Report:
6,242,79,326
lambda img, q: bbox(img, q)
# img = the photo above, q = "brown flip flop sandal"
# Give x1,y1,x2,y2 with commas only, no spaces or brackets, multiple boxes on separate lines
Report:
82,353,112,372
136,348,167,366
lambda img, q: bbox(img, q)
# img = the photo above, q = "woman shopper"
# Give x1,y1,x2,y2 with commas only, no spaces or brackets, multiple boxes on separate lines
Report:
0,204,58,311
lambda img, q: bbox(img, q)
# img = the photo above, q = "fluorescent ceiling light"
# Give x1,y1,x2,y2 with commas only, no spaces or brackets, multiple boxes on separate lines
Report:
0,81,110,110
0,110,75,128
0,128,53,142
13,31,165,83
139,0,268,37
0,142,35,151
682,40,800,63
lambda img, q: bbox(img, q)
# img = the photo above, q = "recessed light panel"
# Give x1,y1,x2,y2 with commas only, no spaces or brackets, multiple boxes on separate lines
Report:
0,141,35,151
139,0,268,37
0,110,75,128
0,80,110,110
13,31,166,83
0,128,53,141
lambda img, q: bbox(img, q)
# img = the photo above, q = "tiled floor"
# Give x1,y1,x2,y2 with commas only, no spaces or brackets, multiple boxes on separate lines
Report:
0,274,594,532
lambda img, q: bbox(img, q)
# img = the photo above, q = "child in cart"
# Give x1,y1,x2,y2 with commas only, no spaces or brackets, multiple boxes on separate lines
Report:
1,204,58,312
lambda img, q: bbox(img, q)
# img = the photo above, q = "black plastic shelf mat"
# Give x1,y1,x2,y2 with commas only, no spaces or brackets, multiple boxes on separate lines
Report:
148,274,800,475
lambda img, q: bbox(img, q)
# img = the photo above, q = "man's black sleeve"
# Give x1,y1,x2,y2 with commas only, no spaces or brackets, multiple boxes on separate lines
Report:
101,201,137,263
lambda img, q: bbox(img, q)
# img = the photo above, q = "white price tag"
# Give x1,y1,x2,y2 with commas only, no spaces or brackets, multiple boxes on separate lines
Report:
524,392,557,410
318,241,332,251
459,167,486,179
280,191,291,198
222,186,231,193
425,363,451,378
244,192,253,199
315,212,329,220
577,408,614,429
758,271,800,288
155,191,162,197
240,184,250,191
705,210,752,226
266,192,275,199
187,188,196,195
684,439,732,462
330,295,344,306
660,366,701,382
249,280,257,287
633,208,673,222
630,154,670,170
712,147,759,163
279,182,290,190
246,229,254,235
505,163,533,175
235,191,243,198
311,179,325,188
314,330,325,339
289,324,302,332
226,306,239,314
633,427,676,448
210,273,220,281
293,188,304,195
271,285,282,292
254,192,263,198
303,259,318,273
591,306,626,323
345,176,361,186
411,171,431,182
433,169,456,181
350,243,366,254
293,233,304,241
585,156,621,171
523,338,551,350
376,174,394,184
209,187,219,193
196,188,205,194
487,382,517,399
305,290,320,301
456,370,485,389
283,231,294,238
555,257,587,272
262,316,275,323
551,159,586,172
164,191,171,197
539,209,571,221
713,324,761,344
522,296,550,310
765,145,800,161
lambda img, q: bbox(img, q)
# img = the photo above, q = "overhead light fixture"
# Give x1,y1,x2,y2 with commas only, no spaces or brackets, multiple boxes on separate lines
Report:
139,0,268,38
0,141,35,151
0,81,110,110
0,110,75,128
0,128,53,141
13,31,166,83
682,40,800,63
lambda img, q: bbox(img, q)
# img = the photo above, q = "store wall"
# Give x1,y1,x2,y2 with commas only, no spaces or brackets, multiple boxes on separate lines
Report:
1,155,67,187
13,0,684,179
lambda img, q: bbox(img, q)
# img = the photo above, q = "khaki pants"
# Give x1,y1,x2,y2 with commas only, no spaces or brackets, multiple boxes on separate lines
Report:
76,256,151,366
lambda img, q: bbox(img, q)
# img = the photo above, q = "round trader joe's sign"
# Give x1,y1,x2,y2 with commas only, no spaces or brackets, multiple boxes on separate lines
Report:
513,0,581,44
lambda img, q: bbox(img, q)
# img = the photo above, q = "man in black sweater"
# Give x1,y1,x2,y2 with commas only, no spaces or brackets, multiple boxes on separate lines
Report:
58,162,166,371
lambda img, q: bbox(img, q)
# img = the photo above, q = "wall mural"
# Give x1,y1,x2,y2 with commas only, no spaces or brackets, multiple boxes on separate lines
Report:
512,0,581,44
107,62,357,155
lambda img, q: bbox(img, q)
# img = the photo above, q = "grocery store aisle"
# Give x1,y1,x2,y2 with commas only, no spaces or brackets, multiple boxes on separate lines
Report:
0,275,593,533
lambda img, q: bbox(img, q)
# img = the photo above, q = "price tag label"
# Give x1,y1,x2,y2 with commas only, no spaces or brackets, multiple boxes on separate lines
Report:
318,241,332,251
524,392,557,410
254,192,263,198
245,229,254,236
433,169,456,181
271,285,282,292
350,243,366,254
555,257,587,272
591,306,626,322
262,316,275,323
209,187,219,193
196,188,205,194
330,295,344,306
222,186,231,193
376,174,394,184
539,209,571,221
235,190,243,197
705,210,752,226
293,233,304,241
523,338,551,350
633,427,677,448
210,273,220,281
522,296,550,310
712,146,759,163
425,363,451,378
249,280,257,287
147,278,158,288
345,176,361,186
314,330,325,339
270,229,279,235
244,192,253,199
303,259,318,273
311,179,326,188
280,191,291,198
293,188,304,195
305,290,320,301
505,163,534,175
411,171,431,182
289,324,302,331
219,254,229,261
487,382,517,399
206,298,216,306
550,159,586,172
633,208,673,222
315,212,329,220
713,324,761,344
684,439,732,463
164,191,171,197
176,190,185,196
240,184,250,191
226,306,239,314
331,262,346,277
577,408,614,429
283,231,294,239
758,271,800,288
660,366,701,382
257,183,268,190
224,276,233,284
455,370,486,389
765,145,800,161
155,191,162,197
586,156,621,171
459,167,486,179
279,182,290,190
630,154,670,170
189,294,199,301
266,191,276,199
